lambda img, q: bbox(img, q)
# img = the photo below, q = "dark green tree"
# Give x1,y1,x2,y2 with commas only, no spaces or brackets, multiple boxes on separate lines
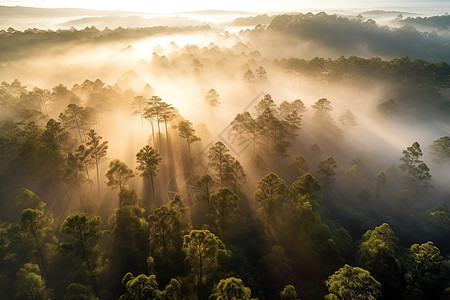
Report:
136,145,162,205
86,130,108,198
60,213,103,296
15,263,50,300
253,172,288,226
208,142,232,186
317,157,337,199
209,277,252,300
182,230,230,292
325,264,381,300
430,136,450,163
207,188,239,239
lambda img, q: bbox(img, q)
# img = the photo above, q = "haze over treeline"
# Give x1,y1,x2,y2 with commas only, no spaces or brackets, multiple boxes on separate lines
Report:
0,3,449,300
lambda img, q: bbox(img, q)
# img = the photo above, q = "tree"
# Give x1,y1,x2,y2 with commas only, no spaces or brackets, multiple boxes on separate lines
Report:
412,162,432,192
143,96,163,144
86,130,108,198
65,283,95,300
136,145,162,204
293,155,309,175
311,98,333,120
325,264,381,300
400,142,423,179
207,188,239,239
430,136,450,163
230,112,260,152
131,95,147,126
19,208,56,281
242,69,255,85
209,277,252,300
376,99,397,117
60,213,102,296
291,173,321,196
16,188,45,212
374,171,387,201
357,223,402,297
205,89,220,107
406,241,442,289
177,119,200,157
148,198,186,261
317,157,337,199
109,203,149,281
196,174,215,204
339,109,358,127
59,104,94,143
158,101,177,140
227,158,247,192
255,66,268,81
15,263,49,300
208,141,232,186
253,172,288,226
120,273,160,300
256,94,277,115
105,159,134,191
182,230,230,287
280,285,300,300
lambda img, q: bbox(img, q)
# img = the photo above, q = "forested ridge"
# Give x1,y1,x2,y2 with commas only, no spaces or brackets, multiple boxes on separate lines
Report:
1,8,450,300
1,68,449,299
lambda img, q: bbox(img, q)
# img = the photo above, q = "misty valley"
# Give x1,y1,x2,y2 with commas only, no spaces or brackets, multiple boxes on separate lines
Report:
1,5,450,300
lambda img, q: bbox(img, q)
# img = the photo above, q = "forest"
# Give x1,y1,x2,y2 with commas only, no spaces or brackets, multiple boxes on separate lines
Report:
1,5,450,300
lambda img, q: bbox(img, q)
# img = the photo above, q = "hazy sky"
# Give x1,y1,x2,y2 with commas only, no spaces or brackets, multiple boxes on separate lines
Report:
1,0,449,13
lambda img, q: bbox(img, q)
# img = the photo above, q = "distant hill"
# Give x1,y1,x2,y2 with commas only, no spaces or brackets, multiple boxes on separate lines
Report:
181,10,254,15
0,6,146,18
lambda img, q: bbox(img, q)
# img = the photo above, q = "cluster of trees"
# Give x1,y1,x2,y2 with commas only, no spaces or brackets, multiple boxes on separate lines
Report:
1,75,450,299
396,14,450,31
0,25,211,62
265,12,450,62
277,56,450,93
2,157,448,299
228,14,274,26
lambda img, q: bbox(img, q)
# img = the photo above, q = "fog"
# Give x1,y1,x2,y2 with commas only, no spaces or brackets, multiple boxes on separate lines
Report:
1,4,450,299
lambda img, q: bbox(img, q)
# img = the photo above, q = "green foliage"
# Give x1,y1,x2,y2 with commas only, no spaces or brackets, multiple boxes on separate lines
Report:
325,264,381,300
182,230,230,284
406,241,442,289
16,188,45,212
136,145,162,178
399,142,432,191
209,277,252,300
65,283,96,300
376,99,397,117
105,159,134,190
15,263,50,300
291,173,321,196
60,213,103,295
177,119,200,156
430,136,450,163
207,188,239,238
120,273,160,300
208,141,232,186
19,208,56,280
253,172,288,226
280,284,300,300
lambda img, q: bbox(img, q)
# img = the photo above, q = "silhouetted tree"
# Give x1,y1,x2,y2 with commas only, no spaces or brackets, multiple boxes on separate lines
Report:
205,89,220,107
86,130,108,198
105,159,134,191
136,145,162,204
